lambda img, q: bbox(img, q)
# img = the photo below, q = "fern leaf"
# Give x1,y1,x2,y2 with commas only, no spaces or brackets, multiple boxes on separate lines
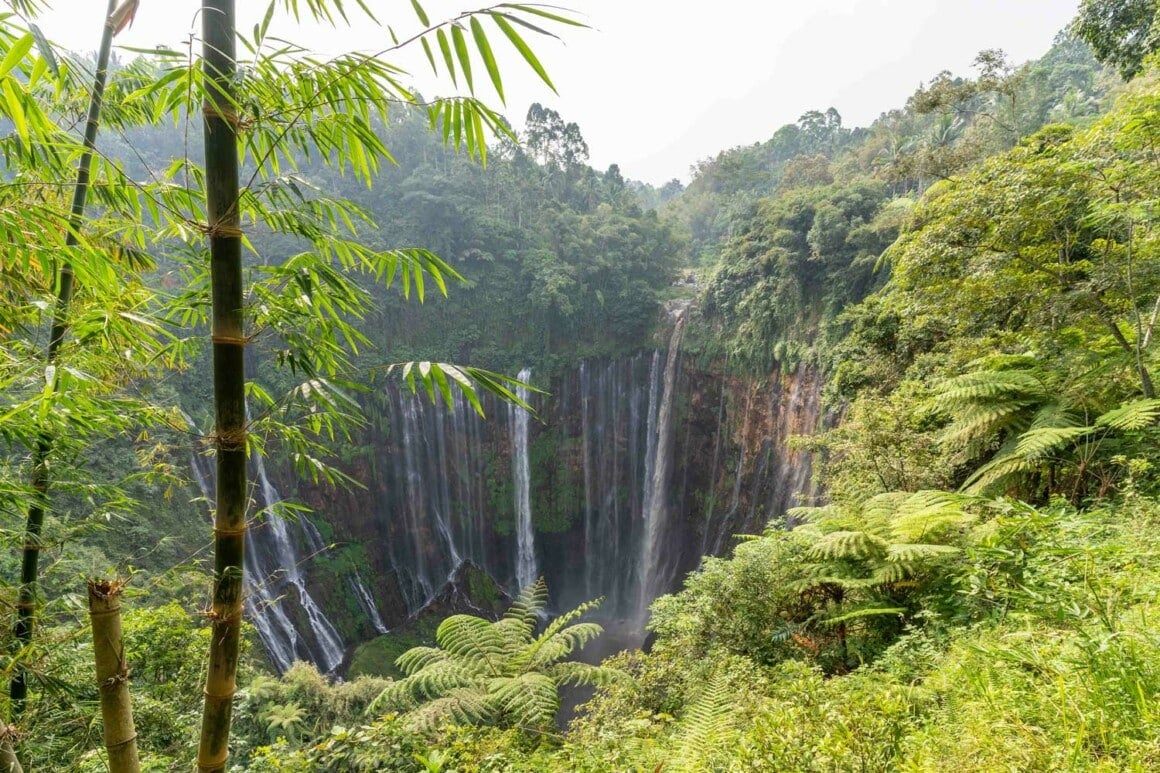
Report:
670,670,736,773
886,542,960,562
434,615,507,673
489,672,559,727
808,530,887,561
394,645,450,676
1096,398,1160,430
822,606,906,624
1012,425,1091,459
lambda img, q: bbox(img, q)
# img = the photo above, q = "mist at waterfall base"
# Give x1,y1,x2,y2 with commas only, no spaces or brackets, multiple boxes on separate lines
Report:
190,340,822,675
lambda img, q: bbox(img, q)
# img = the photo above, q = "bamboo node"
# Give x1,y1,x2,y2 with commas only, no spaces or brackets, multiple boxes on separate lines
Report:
100,667,132,688
212,525,248,537
210,334,251,346
204,607,243,623
0,723,24,742
212,426,248,451
105,733,138,750
190,219,244,239
88,606,123,619
201,103,244,130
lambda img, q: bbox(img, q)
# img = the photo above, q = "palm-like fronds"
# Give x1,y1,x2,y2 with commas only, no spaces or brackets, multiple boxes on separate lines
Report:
791,491,975,641
370,579,617,730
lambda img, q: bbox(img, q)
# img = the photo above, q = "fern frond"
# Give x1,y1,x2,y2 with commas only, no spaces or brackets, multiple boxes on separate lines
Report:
403,688,494,731
886,542,960,562
501,577,548,635
490,672,559,727
669,669,735,773
526,622,605,668
545,660,621,688
394,645,451,676
961,454,1035,493
935,369,1047,406
822,606,906,625
808,530,887,561
1013,425,1092,459
1096,398,1160,430
435,615,506,673
888,490,974,543
940,403,1032,445
872,561,911,584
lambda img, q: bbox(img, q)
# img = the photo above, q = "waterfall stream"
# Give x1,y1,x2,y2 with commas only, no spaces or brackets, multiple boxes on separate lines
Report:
186,413,345,674
637,308,689,623
509,367,538,590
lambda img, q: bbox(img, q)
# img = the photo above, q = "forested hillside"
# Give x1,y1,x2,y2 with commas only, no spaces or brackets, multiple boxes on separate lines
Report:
0,0,1158,770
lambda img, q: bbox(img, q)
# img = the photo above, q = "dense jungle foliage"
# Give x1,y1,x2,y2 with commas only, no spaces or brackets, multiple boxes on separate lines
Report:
0,0,1159,770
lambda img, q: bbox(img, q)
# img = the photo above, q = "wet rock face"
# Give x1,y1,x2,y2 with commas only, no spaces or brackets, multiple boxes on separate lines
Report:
282,355,827,668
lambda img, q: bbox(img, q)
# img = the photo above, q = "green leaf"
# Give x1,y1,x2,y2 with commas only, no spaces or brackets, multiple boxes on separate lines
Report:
28,23,58,77
410,0,430,27
436,28,457,88
471,17,503,103
420,36,437,75
0,33,33,80
500,4,585,27
491,14,556,93
451,24,474,95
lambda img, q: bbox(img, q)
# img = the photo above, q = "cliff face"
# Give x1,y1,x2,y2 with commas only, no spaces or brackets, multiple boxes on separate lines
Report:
284,351,826,659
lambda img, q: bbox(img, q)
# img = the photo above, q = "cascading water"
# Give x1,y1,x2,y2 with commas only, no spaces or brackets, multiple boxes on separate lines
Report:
186,413,345,674
252,453,346,672
574,354,661,617
224,332,825,668
352,573,389,634
637,307,689,623
509,367,537,590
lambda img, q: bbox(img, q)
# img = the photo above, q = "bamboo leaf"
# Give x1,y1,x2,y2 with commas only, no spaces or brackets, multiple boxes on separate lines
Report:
451,24,474,94
436,28,457,87
28,23,58,77
491,14,556,93
420,36,437,75
410,0,429,27
471,17,504,103
501,3,585,27
0,33,32,80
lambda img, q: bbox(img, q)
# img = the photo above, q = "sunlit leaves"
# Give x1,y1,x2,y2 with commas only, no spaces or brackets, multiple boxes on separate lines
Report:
372,579,616,730
386,362,536,418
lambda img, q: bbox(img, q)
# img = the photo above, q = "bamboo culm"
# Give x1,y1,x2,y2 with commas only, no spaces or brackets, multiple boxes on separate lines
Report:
10,0,120,714
196,1,247,771
87,579,140,773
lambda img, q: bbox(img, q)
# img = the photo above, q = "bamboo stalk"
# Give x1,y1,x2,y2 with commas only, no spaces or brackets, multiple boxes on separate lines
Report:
0,731,22,773
87,579,140,773
196,2,247,771
10,0,120,714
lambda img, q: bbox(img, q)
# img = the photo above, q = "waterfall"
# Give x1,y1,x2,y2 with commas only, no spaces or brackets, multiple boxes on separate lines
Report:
252,453,346,673
186,412,345,674
509,367,537,590
351,573,389,634
637,308,689,623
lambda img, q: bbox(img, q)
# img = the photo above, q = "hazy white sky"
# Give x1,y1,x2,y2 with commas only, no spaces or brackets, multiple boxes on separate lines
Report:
29,0,1080,184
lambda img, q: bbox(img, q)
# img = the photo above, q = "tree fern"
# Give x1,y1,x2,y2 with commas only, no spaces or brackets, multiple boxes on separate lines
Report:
370,579,618,731
667,669,736,773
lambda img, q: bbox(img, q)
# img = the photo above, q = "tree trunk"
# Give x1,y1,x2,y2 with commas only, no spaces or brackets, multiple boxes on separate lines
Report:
87,579,140,773
10,0,119,715
197,2,247,771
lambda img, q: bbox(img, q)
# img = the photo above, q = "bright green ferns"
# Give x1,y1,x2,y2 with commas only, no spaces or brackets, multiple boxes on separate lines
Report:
369,579,618,730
